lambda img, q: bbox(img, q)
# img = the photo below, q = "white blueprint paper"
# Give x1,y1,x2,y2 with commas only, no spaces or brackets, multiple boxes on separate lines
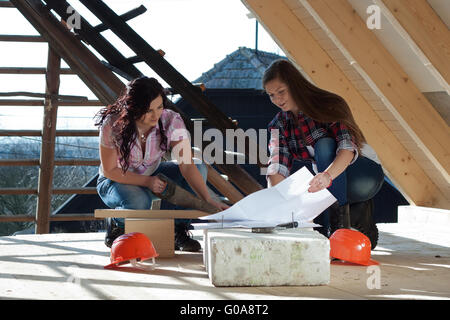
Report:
194,167,336,229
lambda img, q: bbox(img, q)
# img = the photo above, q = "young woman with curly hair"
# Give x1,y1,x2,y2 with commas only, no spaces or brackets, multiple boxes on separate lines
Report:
95,77,227,250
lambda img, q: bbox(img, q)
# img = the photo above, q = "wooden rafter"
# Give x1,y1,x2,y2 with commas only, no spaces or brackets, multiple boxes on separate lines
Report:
305,0,450,182
380,0,450,88
242,0,449,208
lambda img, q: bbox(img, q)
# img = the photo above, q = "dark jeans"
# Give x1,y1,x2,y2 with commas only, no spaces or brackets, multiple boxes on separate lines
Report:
97,161,207,229
290,137,384,229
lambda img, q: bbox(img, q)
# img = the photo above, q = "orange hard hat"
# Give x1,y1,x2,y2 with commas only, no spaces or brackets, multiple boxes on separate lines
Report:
104,232,158,269
329,229,379,266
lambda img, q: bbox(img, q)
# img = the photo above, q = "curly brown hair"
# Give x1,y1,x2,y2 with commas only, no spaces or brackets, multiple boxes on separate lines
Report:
95,77,170,173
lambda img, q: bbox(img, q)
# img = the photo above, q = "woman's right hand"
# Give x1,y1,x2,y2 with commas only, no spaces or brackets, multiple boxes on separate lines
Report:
147,176,167,194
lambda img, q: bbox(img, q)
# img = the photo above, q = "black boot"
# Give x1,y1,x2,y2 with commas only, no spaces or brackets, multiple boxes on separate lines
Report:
350,198,379,250
328,202,350,237
104,218,124,248
175,224,201,252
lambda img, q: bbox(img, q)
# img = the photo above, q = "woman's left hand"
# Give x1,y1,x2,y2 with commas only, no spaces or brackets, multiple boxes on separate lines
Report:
308,172,332,193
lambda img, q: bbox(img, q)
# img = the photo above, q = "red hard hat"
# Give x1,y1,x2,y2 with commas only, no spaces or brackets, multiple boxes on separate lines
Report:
329,229,379,266
104,232,158,269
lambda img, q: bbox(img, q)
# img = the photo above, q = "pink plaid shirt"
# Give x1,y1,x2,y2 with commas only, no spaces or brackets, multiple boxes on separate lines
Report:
99,109,189,176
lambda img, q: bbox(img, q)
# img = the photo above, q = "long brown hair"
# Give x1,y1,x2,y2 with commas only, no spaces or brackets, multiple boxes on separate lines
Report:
263,59,365,148
95,77,169,173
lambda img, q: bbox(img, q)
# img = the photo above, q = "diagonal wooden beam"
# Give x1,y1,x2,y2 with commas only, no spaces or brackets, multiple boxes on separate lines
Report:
305,0,450,183
10,0,124,105
44,0,143,81
380,0,450,88
242,0,449,208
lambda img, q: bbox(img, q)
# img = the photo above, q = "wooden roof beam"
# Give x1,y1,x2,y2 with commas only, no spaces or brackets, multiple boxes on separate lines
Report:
242,0,449,208
93,5,147,33
0,67,74,74
0,35,45,42
379,0,450,91
303,0,450,182
0,91,87,101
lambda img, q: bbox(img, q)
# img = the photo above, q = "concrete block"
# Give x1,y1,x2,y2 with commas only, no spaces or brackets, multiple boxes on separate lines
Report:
204,228,330,287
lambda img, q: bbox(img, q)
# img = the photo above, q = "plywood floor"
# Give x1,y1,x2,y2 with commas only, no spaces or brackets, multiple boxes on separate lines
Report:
0,221,449,301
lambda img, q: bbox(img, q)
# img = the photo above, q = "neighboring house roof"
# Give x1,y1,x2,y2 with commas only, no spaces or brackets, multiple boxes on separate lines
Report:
194,47,287,90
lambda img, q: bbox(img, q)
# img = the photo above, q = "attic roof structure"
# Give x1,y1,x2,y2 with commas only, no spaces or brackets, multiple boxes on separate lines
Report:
0,0,449,302
243,0,450,210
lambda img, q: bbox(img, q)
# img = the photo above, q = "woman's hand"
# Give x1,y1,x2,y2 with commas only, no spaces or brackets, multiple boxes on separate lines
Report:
308,171,332,193
147,176,167,194
206,198,230,211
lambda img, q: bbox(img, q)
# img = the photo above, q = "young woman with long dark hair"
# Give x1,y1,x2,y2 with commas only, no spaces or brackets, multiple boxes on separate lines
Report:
263,59,384,245
95,77,227,250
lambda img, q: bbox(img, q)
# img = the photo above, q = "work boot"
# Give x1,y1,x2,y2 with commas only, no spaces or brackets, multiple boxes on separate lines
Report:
104,217,124,248
328,202,350,237
175,224,201,252
350,198,379,250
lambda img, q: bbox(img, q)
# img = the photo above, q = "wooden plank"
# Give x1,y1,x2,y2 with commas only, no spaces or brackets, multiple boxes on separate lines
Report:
242,0,449,208
95,209,209,219
0,215,35,222
306,0,450,181
52,188,97,195
55,130,98,136
0,99,44,106
0,130,41,136
54,159,100,166
0,35,45,42
0,91,87,101
381,0,450,87
49,214,101,221
0,130,98,136
0,159,99,166
0,188,37,195
0,214,99,222
35,46,60,234
0,67,73,74
58,100,103,106
0,159,39,166
93,5,147,32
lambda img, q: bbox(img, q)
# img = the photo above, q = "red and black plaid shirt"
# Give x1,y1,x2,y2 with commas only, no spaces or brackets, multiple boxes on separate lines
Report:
267,111,357,177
